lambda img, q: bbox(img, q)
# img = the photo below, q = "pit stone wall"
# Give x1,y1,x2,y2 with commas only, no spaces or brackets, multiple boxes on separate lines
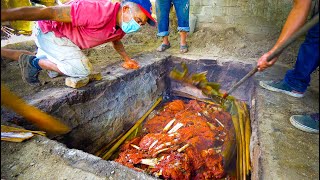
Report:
1,54,170,154
168,57,256,104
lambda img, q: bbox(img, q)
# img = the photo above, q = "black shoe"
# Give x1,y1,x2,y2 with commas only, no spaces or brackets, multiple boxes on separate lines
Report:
259,80,305,98
18,54,41,86
290,114,319,133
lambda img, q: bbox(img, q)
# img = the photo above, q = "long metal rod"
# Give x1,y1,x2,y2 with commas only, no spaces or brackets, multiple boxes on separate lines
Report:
223,14,319,98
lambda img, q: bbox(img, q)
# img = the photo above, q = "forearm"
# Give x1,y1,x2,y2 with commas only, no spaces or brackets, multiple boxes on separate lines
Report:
271,0,312,52
112,40,131,61
2,7,49,21
1,6,71,22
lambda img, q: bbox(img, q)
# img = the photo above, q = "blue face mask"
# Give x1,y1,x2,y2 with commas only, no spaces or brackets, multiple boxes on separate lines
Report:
121,8,141,34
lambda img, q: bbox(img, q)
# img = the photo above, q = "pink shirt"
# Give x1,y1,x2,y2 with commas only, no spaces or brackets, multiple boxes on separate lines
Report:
38,0,125,49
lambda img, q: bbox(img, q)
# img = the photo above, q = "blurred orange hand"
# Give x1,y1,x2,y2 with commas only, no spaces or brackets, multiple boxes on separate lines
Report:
257,51,279,71
219,89,226,95
122,59,140,70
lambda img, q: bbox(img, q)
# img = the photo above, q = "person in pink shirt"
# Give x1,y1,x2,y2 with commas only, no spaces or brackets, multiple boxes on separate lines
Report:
1,0,156,86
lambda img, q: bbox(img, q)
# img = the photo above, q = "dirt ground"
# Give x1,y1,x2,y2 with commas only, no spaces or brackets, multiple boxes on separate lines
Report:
1,21,318,98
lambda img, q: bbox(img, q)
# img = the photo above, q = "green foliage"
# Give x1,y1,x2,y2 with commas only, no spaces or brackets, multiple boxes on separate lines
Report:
169,62,235,104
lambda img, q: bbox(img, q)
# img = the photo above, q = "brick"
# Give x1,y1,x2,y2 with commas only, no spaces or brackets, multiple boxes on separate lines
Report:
196,14,213,23
212,16,227,24
65,77,90,88
88,72,102,81
208,7,225,16
222,7,243,16
213,16,236,24
200,6,216,17
212,0,237,7
201,0,212,6
190,0,201,6
235,16,256,26
190,5,203,14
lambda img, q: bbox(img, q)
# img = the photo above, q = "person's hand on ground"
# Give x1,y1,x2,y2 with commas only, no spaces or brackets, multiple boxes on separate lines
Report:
219,89,226,95
122,59,140,70
257,51,279,71
22,50,36,56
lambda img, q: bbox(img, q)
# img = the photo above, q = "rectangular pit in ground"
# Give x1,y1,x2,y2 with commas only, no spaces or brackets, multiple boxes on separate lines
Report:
1,54,257,179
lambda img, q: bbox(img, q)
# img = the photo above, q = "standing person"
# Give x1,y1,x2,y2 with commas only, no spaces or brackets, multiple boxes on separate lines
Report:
155,0,189,53
257,0,319,133
1,0,156,86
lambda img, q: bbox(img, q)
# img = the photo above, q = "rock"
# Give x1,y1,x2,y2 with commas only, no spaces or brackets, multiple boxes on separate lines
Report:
65,77,90,88
65,72,102,88
239,43,247,49
88,72,102,81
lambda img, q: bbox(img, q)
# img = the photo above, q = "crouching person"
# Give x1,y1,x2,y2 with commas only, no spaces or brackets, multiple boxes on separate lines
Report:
1,0,156,86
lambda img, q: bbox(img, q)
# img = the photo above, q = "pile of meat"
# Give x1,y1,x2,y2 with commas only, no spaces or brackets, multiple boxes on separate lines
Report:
115,99,233,180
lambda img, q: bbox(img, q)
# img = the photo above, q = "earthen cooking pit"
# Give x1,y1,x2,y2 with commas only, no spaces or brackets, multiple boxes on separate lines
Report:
1,54,258,179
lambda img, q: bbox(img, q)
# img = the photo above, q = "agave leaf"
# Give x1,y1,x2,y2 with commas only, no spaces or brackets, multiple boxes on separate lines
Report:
190,71,208,83
181,62,189,76
170,63,230,103
206,82,221,90
169,68,184,81
170,62,188,79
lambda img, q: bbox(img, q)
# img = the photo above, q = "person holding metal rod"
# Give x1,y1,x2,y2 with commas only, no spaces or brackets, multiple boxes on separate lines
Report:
257,0,319,133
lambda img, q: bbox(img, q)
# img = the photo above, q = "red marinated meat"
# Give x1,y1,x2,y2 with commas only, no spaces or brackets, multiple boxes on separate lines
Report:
115,99,231,180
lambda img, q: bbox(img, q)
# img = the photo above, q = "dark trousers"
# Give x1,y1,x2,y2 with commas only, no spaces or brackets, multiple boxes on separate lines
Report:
284,22,319,92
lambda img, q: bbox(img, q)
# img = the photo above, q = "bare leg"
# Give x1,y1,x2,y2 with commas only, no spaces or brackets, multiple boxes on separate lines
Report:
162,36,170,45
38,60,63,74
157,36,171,52
1,48,35,61
180,31,187,46
179,32,188,53
1,48,64,75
